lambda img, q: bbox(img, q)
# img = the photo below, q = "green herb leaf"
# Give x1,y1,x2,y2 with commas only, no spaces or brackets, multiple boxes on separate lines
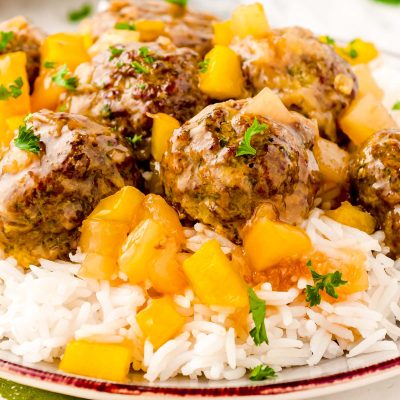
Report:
236,118,267,157
109,46,124,61
0,31,13,51
137,82,147,90
321,35,336,45
165,0,188,6
131,61,149,74
305,260,347,307
139,46,155,64
392,101,400,110
115,21,136,31
14,123,40,154
43,61,56,69
0,77,24,101
346,48,359,59
68,3,93,22
198,58,210,73
249,365,277,381
372,0,400,4
51,65,78,91
248,287,268,346
127,134,143,146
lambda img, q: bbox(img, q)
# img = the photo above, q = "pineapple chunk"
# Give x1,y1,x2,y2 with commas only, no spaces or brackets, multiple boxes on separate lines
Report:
136,297,185,349
151,113,180,162
88,29,140,57
79,253,118,281
313,137,349,184
213,20,234,46
183,239,248,308
118,219,165,284
353,64,384,100
135,20,166,42
60,340,132,381
339,94,397,145
231,3,270,39
338,38,379,66
199,45,244,100
89,186,145,227
243,214,312,271
325,201,376,234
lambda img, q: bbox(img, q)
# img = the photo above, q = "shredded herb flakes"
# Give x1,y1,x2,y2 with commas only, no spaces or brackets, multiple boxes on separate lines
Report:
0,77,24,100
51,65,78,91
373,0,400,4
0,31,13,51
15,122,40,154
165,0,188,6
68,3,93,22
321,35,336,45
305,260,347,307
248,287,268,346
346,48,359,59
249,365,277,381
109,46,124,61
127,134,143,146
392,101,400,110
131,61,149,74
139,46,155,64
236,118,267,157
115,21,137,31
43,61,56,69
198,58,210,73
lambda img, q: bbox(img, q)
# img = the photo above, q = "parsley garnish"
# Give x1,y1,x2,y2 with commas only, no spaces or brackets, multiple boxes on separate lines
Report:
109,46,124,61
131,61,149,74
0,77,24,100
115,21,136,31
51,65,78,91
392,101,400,110
305,260,347,307
321,35,336,46
236,118,267,157
346,48,359,59
137,82,147,90
373,0,400,4
0,31,13,51
198,59,210,73
127,134,143,145
139,46,155,64
249,365,276,381
14,122,40,154
248,287,268,346
68,3,93,22
43,61,56,69
165,0,187,6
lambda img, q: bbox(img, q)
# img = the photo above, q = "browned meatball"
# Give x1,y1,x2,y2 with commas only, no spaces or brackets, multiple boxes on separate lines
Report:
350,129,400,256
83,0,217,56
161,97,320,242
0,110,139,266
0,17,45,89
231,27,358,142
64,40,209,161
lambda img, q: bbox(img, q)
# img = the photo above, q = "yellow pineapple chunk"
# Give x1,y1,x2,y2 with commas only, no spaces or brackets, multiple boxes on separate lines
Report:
231,3,270,39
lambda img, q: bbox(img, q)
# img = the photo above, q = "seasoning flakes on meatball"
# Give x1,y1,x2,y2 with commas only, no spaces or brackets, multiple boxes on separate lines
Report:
0,110,140,266
231,27,358,142
64,39,209,161
161,89,321,242
350,129,400,256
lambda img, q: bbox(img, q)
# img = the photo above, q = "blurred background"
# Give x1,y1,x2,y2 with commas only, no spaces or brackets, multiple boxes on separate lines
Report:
0,0,399,54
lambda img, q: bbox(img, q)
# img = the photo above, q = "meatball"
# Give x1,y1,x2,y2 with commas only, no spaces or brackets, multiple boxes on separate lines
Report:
0,17,45,88
350,129,400,256
0,110,139,266
84,0,217,56
231,27,358,142
161,96,320,242
64,40,209,161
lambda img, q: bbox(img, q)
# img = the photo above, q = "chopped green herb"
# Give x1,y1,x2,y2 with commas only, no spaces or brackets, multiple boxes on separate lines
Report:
346,48,359,59
14,123,40,154
109,46,124,61
392,101,400,110
127,134,143,145
116,61,125,68
165,0,188,6
139,46,155,64
0,31,13,51
68,3,93,22
0,77,24,100
198,58,210,73
305,260,347,306
114,21,136,31
131,61,149,74
58,104,67,112
249,365,276,381
321,35,336,46
51,65,78,91
101,104,113,119
137,82,147,90
373,0,400,4
236,118,267,157
248,287,268,346
43,61,56,69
